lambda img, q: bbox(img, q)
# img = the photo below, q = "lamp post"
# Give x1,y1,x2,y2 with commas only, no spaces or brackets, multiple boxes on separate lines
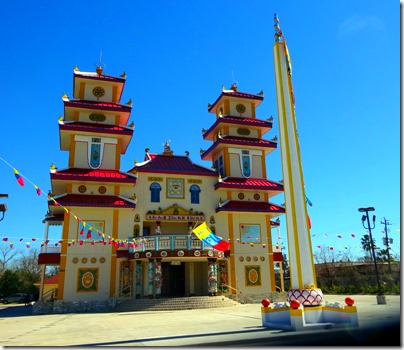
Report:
0,194,8,222
358,207,386,304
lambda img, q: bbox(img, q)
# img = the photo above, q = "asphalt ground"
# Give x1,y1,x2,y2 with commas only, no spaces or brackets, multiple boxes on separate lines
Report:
0,294,400,347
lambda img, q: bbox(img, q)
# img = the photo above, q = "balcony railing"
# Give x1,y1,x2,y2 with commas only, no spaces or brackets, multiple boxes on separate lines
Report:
40,246,61,254
39,235,214,254
129,234,213,253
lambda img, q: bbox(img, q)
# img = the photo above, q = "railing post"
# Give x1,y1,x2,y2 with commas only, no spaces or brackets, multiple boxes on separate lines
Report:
155,236,159,251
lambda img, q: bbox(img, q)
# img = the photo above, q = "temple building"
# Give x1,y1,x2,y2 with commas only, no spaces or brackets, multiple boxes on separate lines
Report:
37,66,285,303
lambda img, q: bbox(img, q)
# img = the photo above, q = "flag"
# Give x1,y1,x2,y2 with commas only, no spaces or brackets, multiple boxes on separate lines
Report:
305,195,313,206
14,169,24,186
192,222,230,252
34,185,41,196
86,229,92,239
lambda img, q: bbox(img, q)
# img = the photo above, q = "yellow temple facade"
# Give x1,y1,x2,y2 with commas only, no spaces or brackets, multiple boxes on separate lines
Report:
38,66,285,304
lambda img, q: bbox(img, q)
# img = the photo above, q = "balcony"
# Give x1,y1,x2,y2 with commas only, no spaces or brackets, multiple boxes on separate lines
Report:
129,234,222,260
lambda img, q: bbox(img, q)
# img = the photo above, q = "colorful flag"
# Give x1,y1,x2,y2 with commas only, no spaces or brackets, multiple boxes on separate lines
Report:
192,222,230,252
34,185,41,196
305,195,313,206
14,169,24,186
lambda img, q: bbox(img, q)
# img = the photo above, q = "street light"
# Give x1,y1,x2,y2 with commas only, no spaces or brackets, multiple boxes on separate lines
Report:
0,203,7,221
0,194,8,222
358,207,386,304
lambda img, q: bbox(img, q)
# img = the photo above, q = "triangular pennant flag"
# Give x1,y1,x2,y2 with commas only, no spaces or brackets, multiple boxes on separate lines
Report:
34,185,41,196
13,169,24,186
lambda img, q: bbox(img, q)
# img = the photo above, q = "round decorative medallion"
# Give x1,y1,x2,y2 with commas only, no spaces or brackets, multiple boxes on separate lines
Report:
100,257,106,263
207,251,213,257
146,252,152,258
218,251,224,258
253,256,258,262
98,186,106,194
91,257,97,263
178,250,184,257
246,256,251,262
81,257,87,263
194,250,200,257
238,193,245,200
134,253,139,259
89,113,106,122
235,103,246,114
239,256,244,262
237,127,251,136
161,251,167,257
92,86,105,98
72,257,78,264
260,256,265,261
253,193,260,200
78,185,87,193
248,268,259,284
81,272,94,288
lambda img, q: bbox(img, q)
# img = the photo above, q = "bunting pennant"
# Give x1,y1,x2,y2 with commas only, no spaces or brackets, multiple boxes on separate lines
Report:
192,222,230,252
13,169,24,186
305,195,313,207
34,185,41,196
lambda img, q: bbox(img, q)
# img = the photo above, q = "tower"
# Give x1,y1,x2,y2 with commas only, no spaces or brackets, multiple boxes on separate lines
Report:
201,83,285,293
39,66,137,301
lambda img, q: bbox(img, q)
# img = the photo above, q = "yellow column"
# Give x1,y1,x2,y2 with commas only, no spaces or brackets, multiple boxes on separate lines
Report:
109,210,119,297
228,213,236,294
58,213,70,300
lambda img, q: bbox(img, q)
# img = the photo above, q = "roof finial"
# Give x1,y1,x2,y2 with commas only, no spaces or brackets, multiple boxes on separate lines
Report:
274,13,283,43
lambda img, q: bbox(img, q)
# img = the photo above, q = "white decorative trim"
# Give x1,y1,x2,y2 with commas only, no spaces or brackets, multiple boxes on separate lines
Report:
161,251,167,257
178,250,184,257
146,252,152,258
194,250,200,257
134,253,139,258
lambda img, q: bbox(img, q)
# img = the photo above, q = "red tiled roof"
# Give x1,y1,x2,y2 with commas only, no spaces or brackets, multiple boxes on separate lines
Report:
74,71,126,83
51,168,136,183
203,116,272,139
201,136,277,159
64,100,131,112
215,177,283,191
34,273,59,286
216,200,285,213
129,154,217,176
48,194,136,208
208,90,263,112
59,122,133,135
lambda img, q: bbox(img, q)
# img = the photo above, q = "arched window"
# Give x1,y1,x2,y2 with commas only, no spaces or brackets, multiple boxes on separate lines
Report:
150,182,161,202
190,184,201,204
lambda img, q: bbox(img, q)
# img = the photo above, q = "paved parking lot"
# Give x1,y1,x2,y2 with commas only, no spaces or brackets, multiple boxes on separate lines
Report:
0,294,400,346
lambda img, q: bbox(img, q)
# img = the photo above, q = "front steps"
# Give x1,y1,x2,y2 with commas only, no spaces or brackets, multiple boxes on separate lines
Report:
113,295,240,312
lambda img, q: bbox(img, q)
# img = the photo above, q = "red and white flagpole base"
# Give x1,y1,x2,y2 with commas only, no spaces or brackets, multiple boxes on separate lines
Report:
287,288,323,306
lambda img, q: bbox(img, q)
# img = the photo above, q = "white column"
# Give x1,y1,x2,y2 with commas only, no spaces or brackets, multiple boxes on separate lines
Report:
273,41,316,290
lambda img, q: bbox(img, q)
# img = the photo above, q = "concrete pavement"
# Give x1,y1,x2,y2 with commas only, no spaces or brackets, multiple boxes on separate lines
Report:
0,294,400,346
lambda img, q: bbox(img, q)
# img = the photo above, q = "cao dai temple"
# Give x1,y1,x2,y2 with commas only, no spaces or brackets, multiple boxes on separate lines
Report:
37,65,286,310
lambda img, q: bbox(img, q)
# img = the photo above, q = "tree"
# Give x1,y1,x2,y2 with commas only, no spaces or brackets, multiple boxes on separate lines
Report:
14,248,41,295
361,234,376,262
0,246,19,276
0,270,21,296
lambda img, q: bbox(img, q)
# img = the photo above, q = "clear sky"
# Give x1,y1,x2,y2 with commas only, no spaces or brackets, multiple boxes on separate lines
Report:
0,1,400,262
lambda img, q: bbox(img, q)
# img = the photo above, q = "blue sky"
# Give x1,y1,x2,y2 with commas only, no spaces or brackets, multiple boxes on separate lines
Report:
0,1,400,261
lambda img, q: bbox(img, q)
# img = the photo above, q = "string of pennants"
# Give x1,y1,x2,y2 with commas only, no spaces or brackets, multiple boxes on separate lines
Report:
0,156,396,251
0,156,147,249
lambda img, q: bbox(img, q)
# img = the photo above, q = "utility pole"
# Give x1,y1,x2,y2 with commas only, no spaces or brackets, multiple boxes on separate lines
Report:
381,217,392,273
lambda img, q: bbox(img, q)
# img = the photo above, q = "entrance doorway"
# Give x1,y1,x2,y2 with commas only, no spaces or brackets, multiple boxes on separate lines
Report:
161,262,185,297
